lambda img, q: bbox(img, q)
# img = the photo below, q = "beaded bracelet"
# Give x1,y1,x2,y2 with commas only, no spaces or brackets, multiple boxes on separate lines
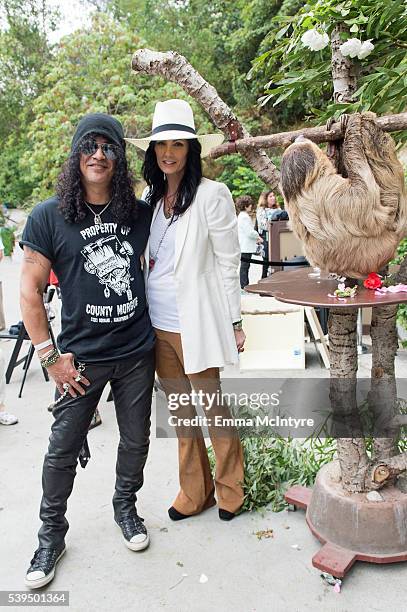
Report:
40,348,60,369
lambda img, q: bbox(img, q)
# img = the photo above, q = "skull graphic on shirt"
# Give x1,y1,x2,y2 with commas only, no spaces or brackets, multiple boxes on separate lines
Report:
81,235,134,300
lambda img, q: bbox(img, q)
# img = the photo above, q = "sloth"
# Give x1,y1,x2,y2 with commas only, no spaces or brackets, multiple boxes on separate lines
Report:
280,112,407,278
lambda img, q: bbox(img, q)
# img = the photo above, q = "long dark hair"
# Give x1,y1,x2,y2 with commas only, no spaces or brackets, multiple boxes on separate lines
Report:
142,139,202,217
56,133,138,224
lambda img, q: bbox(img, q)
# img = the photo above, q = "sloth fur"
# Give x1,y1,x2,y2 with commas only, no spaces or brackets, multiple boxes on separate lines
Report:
280,112,407,278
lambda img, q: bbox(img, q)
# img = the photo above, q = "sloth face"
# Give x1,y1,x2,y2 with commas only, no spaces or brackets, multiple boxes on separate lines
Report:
280,139,318,202
280,139,335,202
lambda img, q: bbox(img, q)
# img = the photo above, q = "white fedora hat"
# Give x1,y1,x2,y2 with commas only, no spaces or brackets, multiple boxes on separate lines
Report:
125,99,224,158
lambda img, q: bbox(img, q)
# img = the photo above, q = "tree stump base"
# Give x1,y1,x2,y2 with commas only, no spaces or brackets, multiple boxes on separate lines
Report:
284,461,407,578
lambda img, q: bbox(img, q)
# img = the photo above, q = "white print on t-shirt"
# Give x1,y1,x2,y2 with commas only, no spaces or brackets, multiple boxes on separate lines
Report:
81,234,134,300
84,298,139,323
79,223,131,240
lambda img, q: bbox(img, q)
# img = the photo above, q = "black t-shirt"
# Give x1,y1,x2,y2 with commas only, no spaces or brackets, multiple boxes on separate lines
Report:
20,196,155,363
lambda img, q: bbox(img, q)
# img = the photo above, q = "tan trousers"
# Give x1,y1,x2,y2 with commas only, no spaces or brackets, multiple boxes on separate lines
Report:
155,328,244,515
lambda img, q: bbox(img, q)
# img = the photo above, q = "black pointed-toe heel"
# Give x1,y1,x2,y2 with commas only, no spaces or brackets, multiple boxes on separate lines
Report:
218,509,236,521
168,506,190,521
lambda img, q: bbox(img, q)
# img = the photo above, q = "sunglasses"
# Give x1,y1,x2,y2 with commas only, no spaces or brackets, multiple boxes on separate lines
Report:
78,139,119,160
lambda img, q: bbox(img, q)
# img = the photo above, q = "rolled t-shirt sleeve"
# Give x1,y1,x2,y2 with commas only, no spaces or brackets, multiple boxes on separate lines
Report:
20,209,54,263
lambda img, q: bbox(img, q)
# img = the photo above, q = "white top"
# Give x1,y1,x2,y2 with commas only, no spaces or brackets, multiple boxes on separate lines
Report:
256,207,268,233
147,201,180,332
237,211,259,253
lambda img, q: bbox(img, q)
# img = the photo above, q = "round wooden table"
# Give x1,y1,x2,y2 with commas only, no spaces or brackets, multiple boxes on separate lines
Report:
246,268,407,309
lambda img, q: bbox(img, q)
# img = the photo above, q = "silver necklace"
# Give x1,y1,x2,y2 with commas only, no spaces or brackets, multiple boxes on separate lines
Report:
84,199,112,225
149,203,177,272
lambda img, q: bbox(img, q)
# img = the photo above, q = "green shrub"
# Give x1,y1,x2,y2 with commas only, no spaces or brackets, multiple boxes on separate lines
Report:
209,435,337,512
0,227,16,256
217,154,269,201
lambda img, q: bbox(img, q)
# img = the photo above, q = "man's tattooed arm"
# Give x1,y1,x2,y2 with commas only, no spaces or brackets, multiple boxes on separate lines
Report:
20,246,52,345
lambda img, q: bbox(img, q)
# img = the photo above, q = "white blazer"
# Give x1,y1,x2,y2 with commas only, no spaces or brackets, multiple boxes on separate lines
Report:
238,211,259,253
143,178,241,374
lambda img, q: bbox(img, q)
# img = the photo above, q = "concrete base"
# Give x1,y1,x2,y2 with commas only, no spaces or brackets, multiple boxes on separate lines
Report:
285,461,407,578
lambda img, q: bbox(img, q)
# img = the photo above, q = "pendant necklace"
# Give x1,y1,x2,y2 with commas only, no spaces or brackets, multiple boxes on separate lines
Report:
84,199,112,225
149,201,177,271
163,192,177,219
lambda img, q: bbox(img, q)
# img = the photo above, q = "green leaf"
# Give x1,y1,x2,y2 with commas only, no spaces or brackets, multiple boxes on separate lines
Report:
273,87,296,106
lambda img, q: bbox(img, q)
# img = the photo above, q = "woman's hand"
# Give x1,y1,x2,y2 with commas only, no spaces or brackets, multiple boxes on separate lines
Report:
256,236,264,244
234,329,246,353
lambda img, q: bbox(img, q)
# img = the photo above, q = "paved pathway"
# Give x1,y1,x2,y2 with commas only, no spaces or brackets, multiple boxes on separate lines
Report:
0,248,405,611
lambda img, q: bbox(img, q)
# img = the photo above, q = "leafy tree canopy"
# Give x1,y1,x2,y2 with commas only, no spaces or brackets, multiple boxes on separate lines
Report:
0,0,57,204
250,0,407,129
1,0,405,207
0,0,56,139
23,12,222,203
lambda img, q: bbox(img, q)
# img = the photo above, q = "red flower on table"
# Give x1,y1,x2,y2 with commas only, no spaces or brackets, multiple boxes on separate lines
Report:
363,273,382,290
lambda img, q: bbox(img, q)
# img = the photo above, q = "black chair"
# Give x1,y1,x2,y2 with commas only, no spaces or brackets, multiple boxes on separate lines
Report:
1,287,57,397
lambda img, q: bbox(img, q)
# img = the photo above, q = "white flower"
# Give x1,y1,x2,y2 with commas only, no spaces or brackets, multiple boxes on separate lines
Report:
301,29,329,51
339,38,362,58
357,39,374,59
340,38,375,59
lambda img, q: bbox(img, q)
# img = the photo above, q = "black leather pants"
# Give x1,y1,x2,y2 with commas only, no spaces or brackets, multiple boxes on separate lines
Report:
37,349,155,549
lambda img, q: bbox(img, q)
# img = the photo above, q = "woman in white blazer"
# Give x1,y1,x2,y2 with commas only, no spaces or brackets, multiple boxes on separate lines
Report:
126,99,245,521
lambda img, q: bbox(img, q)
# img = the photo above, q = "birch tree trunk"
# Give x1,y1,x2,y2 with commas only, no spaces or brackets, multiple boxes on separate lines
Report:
366,305,400,489
131,49,280,188
365,267,407,488
330,25,358,103
329,308,369,491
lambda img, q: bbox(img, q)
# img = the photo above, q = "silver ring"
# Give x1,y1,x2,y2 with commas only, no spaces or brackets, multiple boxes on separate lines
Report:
63,382,71,391
74,375,82,382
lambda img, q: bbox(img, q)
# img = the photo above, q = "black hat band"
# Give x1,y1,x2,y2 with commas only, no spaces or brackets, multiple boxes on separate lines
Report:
151,123,196,136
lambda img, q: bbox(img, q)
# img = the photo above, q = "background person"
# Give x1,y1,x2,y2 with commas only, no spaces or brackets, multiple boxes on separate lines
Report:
236,195,263,290
256,192,270,278
266,191,288,221
0,232,18,426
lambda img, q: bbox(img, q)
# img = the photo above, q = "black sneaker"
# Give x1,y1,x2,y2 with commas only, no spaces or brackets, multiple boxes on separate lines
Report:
25,547,66,589
116,514,149,551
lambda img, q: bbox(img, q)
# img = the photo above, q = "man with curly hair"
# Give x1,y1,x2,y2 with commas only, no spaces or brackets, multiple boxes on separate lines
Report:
20,114,155,588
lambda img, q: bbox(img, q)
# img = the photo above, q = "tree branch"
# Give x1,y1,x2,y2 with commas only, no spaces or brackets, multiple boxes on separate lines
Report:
131,49,280,188
371,452,407,486
209,112,407,159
